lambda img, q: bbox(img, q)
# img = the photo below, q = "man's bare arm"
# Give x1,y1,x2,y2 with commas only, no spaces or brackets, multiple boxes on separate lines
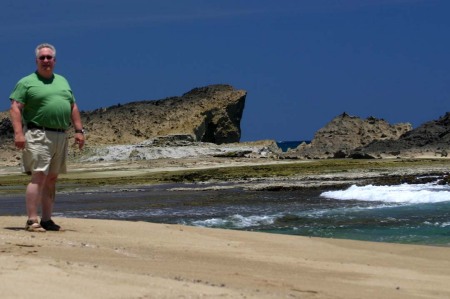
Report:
10,100,25,150
71,103,85,150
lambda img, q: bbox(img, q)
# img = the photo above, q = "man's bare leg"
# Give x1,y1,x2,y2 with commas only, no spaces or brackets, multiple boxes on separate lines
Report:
41,173,58,221
40,172,61,230
26,171,46,220
25,171,46,232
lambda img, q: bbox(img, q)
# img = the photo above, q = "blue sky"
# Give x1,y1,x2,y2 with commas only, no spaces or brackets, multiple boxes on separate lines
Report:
1,0,449,141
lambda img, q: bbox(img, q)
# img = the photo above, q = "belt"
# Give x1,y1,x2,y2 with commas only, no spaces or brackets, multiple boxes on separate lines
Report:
27,123,66,133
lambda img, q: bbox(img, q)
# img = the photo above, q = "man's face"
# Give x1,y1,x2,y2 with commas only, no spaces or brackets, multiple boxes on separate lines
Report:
36,47,56,75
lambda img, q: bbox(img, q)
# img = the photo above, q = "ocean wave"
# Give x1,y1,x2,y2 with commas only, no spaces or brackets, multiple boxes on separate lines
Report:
191,214,275,228
320,183,450,204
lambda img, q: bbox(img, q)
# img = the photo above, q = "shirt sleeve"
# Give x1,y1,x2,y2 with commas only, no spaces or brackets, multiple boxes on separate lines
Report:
9,81,27,104
69,90,76,104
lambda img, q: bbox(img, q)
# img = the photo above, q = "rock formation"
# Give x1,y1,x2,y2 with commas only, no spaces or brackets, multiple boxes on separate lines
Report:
352,112,450,158
0,114,20,164
79,84,246,145
3,87,450,164
283,113,412,159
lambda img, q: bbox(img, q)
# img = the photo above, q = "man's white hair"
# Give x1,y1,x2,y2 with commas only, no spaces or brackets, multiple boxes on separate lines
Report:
35,43,56,57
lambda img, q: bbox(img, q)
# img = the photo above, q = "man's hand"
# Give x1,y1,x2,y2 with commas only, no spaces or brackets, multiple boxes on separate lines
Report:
14,133,26,150
74,133,85,150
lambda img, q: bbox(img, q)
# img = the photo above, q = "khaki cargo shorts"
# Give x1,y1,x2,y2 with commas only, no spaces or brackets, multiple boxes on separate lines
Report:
22,129,69,175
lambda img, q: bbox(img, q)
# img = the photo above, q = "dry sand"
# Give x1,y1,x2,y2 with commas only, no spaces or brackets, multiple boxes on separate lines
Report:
1,216,449,299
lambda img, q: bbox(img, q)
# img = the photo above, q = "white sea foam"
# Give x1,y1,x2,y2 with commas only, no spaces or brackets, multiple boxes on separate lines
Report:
192,214,275,228
320,183,450,204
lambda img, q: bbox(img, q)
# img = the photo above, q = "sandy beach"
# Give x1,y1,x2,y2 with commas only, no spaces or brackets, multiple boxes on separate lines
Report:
1,216,449,299
1,157,450,298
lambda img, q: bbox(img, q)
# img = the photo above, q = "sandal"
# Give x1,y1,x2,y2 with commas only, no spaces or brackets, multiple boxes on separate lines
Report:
40,219,61,231
25,219,46,232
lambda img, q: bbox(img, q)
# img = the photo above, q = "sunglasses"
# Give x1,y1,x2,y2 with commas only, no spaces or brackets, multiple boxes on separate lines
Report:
38,55,54,61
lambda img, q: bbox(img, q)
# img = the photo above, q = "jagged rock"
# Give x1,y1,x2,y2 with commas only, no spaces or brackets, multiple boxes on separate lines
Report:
0,115,17,164
0,117,13,136
354,112,450,158
79,84,246,145
213,150,253,158
333,150,347,159
74,140,281,162
282,112,412,159
347,152,376,159
143,135,196,147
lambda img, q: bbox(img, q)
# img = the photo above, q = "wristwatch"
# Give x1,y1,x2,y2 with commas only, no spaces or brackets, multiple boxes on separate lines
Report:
75,129,85,134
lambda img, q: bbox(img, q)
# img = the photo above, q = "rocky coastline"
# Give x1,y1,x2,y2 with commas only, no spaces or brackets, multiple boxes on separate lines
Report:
1,84,450,169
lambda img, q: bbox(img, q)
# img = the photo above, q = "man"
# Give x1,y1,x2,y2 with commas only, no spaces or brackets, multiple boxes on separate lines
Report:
9,43,85,232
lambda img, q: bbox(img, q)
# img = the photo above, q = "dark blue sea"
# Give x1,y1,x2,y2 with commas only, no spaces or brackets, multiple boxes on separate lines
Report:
2,180,449,247
276,140,309,152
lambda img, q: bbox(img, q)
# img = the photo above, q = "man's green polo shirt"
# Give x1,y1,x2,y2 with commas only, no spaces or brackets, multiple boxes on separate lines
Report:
10,72,75,129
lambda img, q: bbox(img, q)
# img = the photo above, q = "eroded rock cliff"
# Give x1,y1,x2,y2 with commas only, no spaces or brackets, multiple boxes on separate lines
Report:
352,112,450,158
283,112,412,159
80,84,246,145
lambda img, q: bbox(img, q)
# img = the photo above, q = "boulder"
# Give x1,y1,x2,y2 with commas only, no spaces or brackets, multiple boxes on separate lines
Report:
78,84,246,145
354,112,450,158
283,112,412,159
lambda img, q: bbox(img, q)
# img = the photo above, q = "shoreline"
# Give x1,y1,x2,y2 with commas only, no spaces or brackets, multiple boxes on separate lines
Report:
3,157,450,189
1,216,450,298
2,158,450,298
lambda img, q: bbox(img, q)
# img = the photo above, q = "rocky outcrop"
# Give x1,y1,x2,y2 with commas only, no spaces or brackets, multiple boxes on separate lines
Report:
352,112,450,158
0,113,21,165
0,115,13,139
80,84,246,145
72,138,281,163
283,113,412,159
